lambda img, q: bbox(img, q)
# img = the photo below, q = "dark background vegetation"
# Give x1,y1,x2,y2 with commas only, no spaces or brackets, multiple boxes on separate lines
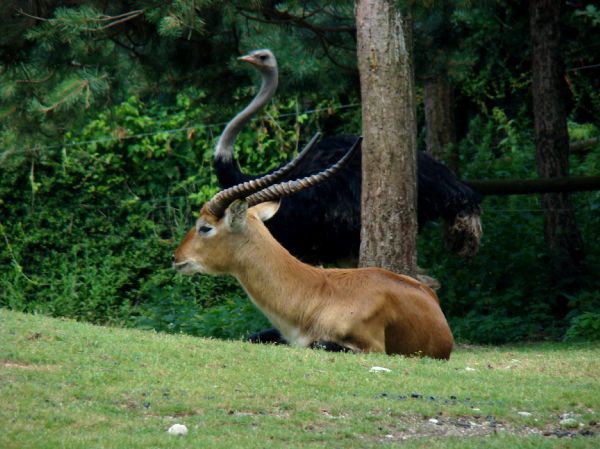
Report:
1,1,599,343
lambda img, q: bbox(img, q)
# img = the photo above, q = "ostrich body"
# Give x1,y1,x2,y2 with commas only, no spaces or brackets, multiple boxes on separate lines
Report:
214,49,483,264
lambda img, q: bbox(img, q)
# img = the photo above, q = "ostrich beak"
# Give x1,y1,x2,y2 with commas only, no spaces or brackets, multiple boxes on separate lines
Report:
238,54,257,65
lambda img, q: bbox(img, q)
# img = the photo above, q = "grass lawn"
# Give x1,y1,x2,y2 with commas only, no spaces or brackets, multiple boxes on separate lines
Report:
1,308,599,448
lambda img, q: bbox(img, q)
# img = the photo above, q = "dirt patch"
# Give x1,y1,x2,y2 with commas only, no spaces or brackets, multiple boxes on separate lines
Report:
375,415,533,441
371,415,598,442
1,360,56,371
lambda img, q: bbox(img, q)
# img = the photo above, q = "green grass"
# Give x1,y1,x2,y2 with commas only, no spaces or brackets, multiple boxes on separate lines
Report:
1,309,599,448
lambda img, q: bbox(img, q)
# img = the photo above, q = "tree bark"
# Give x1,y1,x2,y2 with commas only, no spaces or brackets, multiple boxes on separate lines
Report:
356,0,418,276
529,0,585,305
424,74,458,172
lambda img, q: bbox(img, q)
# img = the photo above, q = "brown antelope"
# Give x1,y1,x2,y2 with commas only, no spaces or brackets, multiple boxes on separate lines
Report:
173,135,454,359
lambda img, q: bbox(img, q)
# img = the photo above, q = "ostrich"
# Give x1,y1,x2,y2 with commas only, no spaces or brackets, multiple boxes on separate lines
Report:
214,49,483,265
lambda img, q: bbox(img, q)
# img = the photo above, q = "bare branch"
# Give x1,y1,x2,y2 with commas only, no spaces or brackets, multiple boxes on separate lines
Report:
96,10,145,22
466,176,600,195
18,8,145,31
236,6,356,70
39,81,90,114
17,9,49,21
264,7,355,33
16,71,54,84
570,137,599,152
86,10,145,32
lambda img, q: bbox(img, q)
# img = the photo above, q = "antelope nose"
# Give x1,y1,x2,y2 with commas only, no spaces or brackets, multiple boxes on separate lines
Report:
171,253,176,266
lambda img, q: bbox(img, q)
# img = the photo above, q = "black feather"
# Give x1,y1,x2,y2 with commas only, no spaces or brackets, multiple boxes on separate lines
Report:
215,134,482,263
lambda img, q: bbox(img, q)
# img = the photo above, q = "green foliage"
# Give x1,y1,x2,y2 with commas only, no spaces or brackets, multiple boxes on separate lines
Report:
0,91,214,325
574,4,600,27
418,112,600,343
566,312,600,341
564,291,600,341
1,1,599,344
0,88,352,337
136,292,270,340
4,92,598,344
0,0,361,159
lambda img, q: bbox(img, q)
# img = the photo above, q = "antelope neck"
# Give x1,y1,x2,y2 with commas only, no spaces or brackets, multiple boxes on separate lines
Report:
232,226,321,327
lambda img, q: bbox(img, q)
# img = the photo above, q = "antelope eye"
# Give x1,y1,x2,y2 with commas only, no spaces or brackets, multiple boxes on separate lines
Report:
198,225,213,234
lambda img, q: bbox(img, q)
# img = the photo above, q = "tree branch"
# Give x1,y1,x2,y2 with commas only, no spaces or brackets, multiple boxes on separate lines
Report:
570,137,599,152
466,176,600,195
236,6,356,71
17,9,48,21
85,10,145,32
96,10,145,22
16,71,54,84
261,7,355,34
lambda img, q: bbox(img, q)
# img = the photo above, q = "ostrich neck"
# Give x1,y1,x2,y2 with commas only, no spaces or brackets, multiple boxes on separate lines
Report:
215,69,278,161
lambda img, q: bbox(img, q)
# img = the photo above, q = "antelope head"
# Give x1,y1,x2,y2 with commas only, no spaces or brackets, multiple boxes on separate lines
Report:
173,200,280,275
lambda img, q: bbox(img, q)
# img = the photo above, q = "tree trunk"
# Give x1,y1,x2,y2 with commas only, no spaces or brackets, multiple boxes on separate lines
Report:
529,0,585,310
356,0,418,276
424,73,458,172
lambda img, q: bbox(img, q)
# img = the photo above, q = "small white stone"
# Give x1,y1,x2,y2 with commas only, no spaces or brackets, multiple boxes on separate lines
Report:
560,412,578,420
465,367,476,371
518,411,532,417
428,418,439,424
385,434,394,439
559,418,579,429
167,424,188,436
369,366,391,373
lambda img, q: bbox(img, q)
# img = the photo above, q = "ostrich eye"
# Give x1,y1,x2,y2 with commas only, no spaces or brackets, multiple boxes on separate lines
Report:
259,54,268,61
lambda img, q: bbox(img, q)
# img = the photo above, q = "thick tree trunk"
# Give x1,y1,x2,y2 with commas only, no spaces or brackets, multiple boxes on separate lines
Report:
529,0,585,309
424,74,458,172
356,0,418,276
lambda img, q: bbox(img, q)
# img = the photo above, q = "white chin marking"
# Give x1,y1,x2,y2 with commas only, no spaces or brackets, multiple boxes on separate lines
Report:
175,260,205,275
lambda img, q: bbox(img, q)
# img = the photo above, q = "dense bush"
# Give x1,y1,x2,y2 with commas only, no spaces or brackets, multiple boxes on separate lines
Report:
1,92,213,325
0,91,350,338
1,93,599,343
419,111,600,343
1,1,599,345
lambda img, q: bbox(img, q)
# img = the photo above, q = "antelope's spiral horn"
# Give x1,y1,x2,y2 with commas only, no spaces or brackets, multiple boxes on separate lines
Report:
246,137,362,207
206,132,321,217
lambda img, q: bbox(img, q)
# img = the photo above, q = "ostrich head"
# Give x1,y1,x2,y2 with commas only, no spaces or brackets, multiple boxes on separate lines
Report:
238,49,277,74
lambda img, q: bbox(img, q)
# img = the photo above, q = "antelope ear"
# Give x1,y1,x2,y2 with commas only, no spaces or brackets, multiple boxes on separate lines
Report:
250,201,281,222
226,200,248,233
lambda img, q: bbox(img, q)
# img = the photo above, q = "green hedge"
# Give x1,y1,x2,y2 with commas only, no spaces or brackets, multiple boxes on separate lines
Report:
1,96,599,343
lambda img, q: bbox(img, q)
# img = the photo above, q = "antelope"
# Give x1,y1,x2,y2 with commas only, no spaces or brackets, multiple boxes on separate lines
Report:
173,135,454,359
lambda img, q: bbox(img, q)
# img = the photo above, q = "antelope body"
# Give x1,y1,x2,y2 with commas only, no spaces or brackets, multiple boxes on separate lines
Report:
174,137,454,359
